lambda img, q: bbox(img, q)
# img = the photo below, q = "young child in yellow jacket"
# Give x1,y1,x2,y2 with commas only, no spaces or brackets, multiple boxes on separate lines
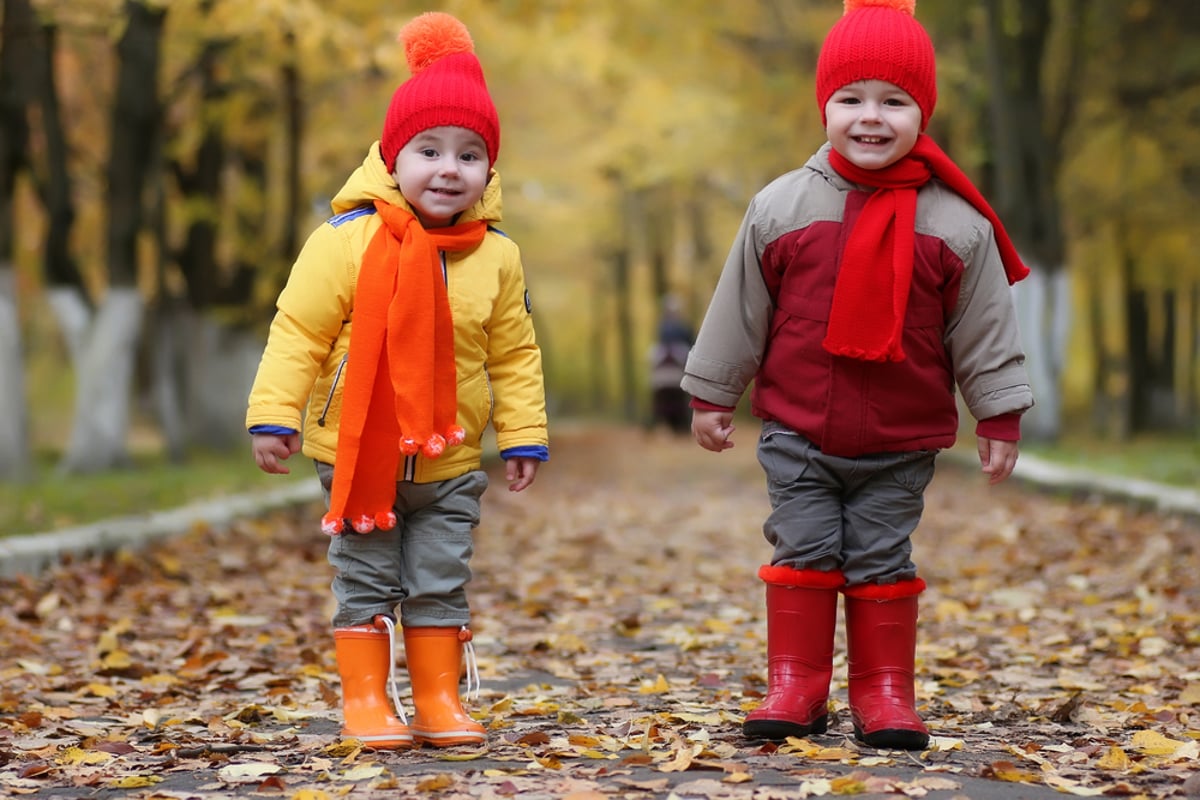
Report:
245,12,548,750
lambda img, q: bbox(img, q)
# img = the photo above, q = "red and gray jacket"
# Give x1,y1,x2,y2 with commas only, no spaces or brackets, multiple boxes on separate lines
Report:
681,143,1033,457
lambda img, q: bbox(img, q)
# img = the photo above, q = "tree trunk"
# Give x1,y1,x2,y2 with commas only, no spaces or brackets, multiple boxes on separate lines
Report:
0,267,27,478
980,0,1084,442
60,0,164,473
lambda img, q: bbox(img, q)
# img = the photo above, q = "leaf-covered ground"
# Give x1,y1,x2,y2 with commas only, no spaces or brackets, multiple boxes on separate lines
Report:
2,423,1198,799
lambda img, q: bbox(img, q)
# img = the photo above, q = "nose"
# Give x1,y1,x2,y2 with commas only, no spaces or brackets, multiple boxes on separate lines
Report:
437,156,460,175
859,100,882,122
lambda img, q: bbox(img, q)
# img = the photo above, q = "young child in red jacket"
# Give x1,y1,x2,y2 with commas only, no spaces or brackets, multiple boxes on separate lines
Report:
683,0,1033,750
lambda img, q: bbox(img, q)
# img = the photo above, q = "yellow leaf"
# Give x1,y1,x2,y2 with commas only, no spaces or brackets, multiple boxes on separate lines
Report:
1097,746,1130,771
79,683,116,698
338,764,385,781
990,762,1041,783
1179,683,1200,705
416,774,456,791
290,790,332,800
55,747,111,766
1131,730,1186,756
436,749,488,761
927,736,964,751
830,774,868,793
108,775,163,788
638,674,670,694
101,650,133,670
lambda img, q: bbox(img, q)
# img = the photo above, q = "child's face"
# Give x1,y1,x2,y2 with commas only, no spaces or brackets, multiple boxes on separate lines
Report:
824,80,922,171
392,126,490,228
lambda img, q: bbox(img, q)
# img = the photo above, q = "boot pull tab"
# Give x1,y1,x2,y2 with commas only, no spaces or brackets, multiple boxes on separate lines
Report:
459,625,480,702
373,615,409,725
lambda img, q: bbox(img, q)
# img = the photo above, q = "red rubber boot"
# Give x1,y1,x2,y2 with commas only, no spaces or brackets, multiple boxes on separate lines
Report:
843,578,930,750
742,565,845,740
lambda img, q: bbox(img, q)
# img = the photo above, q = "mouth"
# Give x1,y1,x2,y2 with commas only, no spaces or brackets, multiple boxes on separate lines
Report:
853,135,890,145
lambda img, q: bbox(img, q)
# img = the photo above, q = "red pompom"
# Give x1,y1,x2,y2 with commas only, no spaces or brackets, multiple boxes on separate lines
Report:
845,0,916,14
351,515,376,534
446,425,466,446
399,12,475,76
400,436,420,456
375,511,397,530
321,514,344,536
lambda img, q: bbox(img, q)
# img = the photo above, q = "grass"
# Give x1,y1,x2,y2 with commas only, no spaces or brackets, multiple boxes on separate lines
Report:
2,446,313,538
1022,432,1199,488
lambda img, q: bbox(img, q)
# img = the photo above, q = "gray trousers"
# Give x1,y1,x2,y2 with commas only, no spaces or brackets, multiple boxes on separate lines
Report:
755,421,936,585
317,462,488,628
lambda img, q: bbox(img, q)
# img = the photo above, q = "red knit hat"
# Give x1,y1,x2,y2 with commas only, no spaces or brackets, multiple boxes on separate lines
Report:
816,0,937,130
380,13,500,172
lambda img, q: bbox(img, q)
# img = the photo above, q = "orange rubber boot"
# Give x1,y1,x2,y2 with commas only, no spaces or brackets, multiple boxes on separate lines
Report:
404,626,486,747
843,578,930,750
333,617,414,750
743,565,844,740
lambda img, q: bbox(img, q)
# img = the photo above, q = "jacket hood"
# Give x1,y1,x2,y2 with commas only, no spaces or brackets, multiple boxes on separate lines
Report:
330,140,504,225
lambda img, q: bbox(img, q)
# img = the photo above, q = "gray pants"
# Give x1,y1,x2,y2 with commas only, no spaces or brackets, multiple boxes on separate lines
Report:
755,421,936,585
317,462,488,628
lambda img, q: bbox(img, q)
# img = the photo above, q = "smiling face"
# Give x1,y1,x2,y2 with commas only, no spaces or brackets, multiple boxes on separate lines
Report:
392,126,490,228
824,79,922,171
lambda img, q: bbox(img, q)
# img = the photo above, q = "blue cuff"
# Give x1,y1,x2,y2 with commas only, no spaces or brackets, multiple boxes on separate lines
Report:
249,424,298,436
500,445,549,462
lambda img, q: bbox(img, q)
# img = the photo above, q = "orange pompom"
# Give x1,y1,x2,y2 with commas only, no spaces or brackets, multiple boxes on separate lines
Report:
399,12,475,76
844,0,916,14
399,436,421,456
421,433,447,459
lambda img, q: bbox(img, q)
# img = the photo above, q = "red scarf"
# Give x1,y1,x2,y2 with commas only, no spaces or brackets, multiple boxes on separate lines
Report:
824,134,1029,362
322,201,486,535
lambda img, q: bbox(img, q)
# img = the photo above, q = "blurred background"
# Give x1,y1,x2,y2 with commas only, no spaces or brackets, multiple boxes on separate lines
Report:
1,0,1197,529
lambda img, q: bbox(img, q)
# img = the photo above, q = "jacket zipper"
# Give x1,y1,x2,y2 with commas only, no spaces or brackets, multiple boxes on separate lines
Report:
317,354,348,427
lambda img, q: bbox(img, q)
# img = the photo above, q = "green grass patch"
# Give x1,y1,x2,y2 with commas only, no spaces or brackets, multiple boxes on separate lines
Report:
2,448,313,538
1022,432,1199,488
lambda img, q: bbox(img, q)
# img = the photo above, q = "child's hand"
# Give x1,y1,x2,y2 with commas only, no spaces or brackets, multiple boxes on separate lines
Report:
692,409,735,452
505,456,539,492
977,436,1018,484
252,432,302,474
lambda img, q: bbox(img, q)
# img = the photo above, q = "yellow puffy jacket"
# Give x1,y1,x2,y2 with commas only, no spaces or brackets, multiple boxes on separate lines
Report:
246,141,548,483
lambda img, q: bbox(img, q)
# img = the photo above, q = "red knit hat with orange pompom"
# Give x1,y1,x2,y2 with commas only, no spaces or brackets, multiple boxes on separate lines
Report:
816,0,937,130
380,12,500,172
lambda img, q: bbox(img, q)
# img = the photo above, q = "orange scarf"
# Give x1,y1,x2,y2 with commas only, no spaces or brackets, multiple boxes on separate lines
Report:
824,134,1029,362
322,201,486,535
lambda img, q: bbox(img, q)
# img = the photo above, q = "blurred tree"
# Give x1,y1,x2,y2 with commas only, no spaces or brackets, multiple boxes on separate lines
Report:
1061,0,1200,436
5,0,1198,478
58,0,165,473
0,0,40,479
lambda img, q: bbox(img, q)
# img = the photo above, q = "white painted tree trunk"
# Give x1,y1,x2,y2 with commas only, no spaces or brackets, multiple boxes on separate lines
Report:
1013,265,1071,441
183,317,264,448
0,265,30,479
53,287,144,473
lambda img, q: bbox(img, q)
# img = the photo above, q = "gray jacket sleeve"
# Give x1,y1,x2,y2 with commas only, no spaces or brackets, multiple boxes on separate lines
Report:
942,211,1035,422
680,199,774,407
